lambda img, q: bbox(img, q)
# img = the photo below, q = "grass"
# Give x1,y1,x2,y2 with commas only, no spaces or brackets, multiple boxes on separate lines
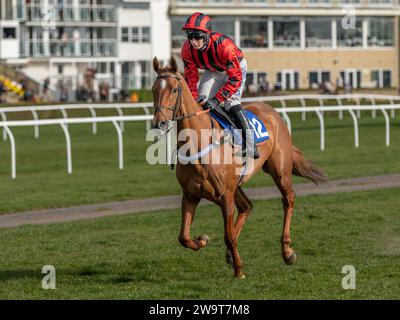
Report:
0,110,399,214
0,188,399,299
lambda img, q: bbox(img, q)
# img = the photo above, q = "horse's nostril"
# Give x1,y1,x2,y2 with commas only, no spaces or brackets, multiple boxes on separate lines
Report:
159,121,166,128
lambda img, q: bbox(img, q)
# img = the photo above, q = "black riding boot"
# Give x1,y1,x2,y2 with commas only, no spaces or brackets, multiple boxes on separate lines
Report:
228,105,260,159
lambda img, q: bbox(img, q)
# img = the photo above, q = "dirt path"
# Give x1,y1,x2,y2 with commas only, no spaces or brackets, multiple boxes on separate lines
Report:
0,174,399,229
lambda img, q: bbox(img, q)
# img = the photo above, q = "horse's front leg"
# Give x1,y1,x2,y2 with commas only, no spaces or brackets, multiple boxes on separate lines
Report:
178,192,209,251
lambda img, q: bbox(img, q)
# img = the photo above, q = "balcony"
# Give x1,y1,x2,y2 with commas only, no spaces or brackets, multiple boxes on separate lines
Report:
171,0,400,8
26,39,116,58
26,4,116,23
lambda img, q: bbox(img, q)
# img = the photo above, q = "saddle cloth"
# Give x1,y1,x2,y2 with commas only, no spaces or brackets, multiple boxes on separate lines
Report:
210,106,269,145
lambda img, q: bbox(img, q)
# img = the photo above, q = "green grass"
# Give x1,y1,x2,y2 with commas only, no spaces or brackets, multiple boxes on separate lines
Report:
0,188,399,299
0,110,399,213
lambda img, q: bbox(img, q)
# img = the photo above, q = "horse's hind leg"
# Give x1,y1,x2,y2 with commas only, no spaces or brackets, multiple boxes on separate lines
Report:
178,192,209,251
221,193,245,278
263,154,297,265
226,187,253,266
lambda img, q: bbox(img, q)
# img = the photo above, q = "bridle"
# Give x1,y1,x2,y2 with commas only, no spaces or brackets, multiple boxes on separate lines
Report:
154,73,210,123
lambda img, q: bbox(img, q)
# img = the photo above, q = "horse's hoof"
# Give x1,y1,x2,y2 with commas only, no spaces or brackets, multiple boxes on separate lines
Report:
284,252,297,265
225,251,233,266
197,234,210,247
235,272,246,279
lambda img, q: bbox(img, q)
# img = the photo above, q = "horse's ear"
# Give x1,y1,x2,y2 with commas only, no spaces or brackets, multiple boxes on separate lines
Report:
153,57,160,74
170,56,178,74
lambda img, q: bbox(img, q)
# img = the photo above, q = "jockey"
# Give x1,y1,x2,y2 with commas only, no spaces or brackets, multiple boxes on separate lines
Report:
181,12,260,159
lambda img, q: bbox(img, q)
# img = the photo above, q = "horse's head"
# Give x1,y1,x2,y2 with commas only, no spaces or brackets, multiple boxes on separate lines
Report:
151,56,182,132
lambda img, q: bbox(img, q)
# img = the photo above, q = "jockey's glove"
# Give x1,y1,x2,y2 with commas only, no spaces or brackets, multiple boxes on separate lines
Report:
196,95,208,104
203,97,219,110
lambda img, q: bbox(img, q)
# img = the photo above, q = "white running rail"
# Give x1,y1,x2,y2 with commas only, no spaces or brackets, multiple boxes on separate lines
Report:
0,94,399,179
0,104,399,179
0,103,152,141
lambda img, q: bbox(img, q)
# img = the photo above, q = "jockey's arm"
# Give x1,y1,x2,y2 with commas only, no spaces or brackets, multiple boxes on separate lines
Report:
181,43,199,100
214,49,243,104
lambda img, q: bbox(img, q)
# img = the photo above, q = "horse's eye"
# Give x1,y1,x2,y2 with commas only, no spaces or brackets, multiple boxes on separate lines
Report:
172,88,178,93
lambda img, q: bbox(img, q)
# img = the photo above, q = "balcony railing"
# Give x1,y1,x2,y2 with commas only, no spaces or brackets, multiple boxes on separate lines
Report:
26,39,116,57
172,0,400,7
26,4,116,23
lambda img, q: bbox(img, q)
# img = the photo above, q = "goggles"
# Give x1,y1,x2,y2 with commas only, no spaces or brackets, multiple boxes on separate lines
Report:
186,30,206,40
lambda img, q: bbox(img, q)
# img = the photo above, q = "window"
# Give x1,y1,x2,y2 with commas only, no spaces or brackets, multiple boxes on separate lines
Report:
140,61,151,88
276,0,299,3
172,17,187,48
213,17,235,40
340,70,362,89
98,62,107,74
371,70,392,88
368,17,394,47
309,71,331,88
337,18,362,47
383,71,391,88
240,18,268,48
131,27,139,43
306,18,332,47
277,70,299,90
142,27,150,43
321,71,330,82
273,20,300,47
309,72,319,88
245,71,268,93
3,0,13,19
371,70,379,88
17,0,25,19
368,0,393,4
121,28,129,42
246,72,254,88
121,26,151,44
3,27,16,39
308,0,331,4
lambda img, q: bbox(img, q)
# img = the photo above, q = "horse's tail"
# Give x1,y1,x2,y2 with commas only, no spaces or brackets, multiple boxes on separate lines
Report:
292,146,328,185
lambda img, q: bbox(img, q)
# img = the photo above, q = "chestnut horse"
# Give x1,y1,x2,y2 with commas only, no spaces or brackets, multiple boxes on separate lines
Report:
151,57,327,278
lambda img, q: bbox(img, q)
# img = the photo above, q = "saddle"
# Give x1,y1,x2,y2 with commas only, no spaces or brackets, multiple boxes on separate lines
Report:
210,105,270,146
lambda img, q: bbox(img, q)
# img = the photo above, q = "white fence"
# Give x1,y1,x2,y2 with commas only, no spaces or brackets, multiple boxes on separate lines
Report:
0,115,148,179
0,94,399,179
0,103,152,141
242,93,400,120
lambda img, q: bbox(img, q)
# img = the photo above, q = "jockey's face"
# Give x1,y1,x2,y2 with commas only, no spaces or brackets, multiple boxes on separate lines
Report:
186,29,207,50
189,37,205,50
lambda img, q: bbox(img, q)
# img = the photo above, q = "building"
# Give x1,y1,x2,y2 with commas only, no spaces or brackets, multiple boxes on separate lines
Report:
0,0,170,100
170,0,399,91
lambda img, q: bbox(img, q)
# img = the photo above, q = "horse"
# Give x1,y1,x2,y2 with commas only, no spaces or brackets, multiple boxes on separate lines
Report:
151,57,327,278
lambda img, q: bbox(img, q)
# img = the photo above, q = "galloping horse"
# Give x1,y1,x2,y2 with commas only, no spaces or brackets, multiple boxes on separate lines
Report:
151,57,327,278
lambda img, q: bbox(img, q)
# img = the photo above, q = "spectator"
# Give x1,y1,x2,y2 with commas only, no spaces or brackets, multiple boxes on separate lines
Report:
99,82,109,101
119,89,128,102
344,82,352,94
258,79,270,94
58,81,68,102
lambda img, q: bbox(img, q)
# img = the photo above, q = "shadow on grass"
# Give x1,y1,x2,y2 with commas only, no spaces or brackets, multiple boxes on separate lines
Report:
0,269,41,281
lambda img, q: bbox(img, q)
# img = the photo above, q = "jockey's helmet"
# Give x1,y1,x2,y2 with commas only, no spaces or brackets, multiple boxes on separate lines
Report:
182,12,212,34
